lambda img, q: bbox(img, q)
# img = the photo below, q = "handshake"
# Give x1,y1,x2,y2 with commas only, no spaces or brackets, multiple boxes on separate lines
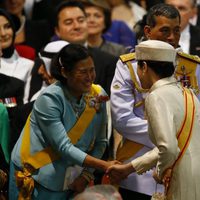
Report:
103,161,136,185
104,160,172,188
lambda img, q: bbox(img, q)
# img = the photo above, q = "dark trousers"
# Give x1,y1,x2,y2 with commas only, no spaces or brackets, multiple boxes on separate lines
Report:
119,187,151,200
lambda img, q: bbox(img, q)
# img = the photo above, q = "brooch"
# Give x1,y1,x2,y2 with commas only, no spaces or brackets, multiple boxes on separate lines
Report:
88,95,109,112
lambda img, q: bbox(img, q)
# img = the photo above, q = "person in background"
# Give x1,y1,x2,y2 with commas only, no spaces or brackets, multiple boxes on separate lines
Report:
28,40,69,102
0,9,36,170
110,4,181,200
108,40,200,200
107,0,146,30
133,14,147,43
82,0,128,57
165,0,200,56
9,44,118,200
0,8,33,104
3,0,52,54
103,19,137,49
133,0,164,11
53,0,118,96
74,184,123,200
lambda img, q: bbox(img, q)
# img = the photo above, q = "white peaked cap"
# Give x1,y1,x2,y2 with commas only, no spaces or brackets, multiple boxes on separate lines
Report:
39,40,69,74
135,40,176,63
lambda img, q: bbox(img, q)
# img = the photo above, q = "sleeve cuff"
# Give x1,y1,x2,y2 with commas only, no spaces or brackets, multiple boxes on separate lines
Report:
131,147,159,174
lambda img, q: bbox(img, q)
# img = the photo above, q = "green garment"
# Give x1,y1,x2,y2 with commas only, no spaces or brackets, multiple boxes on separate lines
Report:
0,103,10,163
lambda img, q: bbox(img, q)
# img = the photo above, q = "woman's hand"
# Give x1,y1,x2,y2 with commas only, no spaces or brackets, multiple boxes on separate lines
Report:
106,163,134,184
104,160,121,170
153,168,172,193
162,168,172,193
68,176,88,195
152,170,162,184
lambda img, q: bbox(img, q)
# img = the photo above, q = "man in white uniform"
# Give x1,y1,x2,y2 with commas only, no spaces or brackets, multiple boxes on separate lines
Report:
109,39,200,200
110,3,200,200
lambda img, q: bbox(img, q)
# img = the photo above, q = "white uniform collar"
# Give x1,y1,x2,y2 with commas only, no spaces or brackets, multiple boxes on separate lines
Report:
149,76,177,92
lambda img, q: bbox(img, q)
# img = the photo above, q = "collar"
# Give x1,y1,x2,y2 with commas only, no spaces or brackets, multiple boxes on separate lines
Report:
149,76,177,93
181,24,190,38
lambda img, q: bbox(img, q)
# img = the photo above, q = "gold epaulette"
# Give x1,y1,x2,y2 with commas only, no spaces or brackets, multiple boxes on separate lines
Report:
120,52,135,63
177,52,200,64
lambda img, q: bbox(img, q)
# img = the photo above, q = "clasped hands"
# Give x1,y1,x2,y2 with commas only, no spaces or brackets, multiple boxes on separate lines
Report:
106,162,172,189
105,162,135,185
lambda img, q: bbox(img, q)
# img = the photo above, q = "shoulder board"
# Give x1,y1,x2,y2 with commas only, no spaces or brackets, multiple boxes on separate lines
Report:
120,53,135,63
177,52,200,64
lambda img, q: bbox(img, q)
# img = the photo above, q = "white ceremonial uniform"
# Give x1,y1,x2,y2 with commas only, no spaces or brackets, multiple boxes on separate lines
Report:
132,77,200,200
0,50,33,103
111,47,200,196
110,58,163,196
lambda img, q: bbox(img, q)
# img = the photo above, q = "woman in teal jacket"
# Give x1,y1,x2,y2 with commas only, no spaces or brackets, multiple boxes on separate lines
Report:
9,44,116,200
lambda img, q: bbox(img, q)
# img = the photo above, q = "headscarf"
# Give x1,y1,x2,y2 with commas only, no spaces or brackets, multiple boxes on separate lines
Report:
0,9,16,58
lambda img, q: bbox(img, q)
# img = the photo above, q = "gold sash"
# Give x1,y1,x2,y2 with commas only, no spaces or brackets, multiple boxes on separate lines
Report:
174,87,195,166
165,87,195,197
116,139,143,162
116,88,195,166
15,84,101,200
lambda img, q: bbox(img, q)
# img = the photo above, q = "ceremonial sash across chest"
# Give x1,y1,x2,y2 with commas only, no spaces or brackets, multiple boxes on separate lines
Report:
15,84,101,200
116,88,195,166
165,87,195,198
174,87,195,164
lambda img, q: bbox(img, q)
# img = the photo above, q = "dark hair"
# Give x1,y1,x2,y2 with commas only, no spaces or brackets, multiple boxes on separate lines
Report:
102,8,111,33
0,9,16,38
146,3,181,28
138,60,175,78
51,44,91,84
0,9,16,57
133,14,147,42
54,0,86,27
83,3,111,33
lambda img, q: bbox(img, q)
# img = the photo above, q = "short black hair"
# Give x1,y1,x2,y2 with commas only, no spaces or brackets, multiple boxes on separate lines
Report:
146,3,181,28
138,60,175,78
54,0,86,27
51,44,91,84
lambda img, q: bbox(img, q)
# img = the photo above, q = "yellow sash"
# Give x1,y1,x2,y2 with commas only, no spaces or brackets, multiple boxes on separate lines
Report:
165,87,195,197
116,88,195,165
15,84,102,200
116,139,143,162
174,87,195,166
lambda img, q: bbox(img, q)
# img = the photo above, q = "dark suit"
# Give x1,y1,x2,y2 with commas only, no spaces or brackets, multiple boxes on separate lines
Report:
24,20,52,53
190,24,200,57
88,47,118,96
